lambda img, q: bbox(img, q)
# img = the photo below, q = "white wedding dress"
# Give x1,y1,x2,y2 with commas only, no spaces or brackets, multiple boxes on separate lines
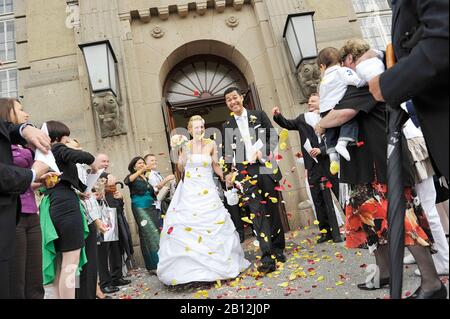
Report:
157,153,250,285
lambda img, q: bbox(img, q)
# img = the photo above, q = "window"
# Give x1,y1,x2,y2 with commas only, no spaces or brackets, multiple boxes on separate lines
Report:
0,68,18,98
352,0,391,13
0,0,13,15
352,0,392,50
0,20,15,62
359,14,392,50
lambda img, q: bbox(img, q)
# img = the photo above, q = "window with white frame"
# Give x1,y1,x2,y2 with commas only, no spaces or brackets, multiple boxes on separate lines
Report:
359,14,392,50
0,68,18,98
0,20,15,62
352,0,391,13
352,0,392,51
0,0,13,15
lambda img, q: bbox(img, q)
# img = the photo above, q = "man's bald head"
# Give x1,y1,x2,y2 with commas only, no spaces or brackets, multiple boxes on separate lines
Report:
95,153,110,170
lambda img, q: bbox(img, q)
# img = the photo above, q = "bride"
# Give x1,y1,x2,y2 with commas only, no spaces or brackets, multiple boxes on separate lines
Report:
157,115,250,286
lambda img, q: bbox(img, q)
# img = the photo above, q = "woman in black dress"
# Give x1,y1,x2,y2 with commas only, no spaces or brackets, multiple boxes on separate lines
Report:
42,121,96,299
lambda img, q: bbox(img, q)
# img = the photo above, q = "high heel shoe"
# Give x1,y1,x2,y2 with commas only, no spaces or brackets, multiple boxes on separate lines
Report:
357,277,390,291
406,283,448,299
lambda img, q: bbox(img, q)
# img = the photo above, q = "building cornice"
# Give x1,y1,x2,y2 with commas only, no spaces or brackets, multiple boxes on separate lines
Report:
119,0,250,22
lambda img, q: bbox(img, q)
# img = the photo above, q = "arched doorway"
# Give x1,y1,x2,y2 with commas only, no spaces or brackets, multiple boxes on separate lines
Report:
160,54,290,232
162,54,262,135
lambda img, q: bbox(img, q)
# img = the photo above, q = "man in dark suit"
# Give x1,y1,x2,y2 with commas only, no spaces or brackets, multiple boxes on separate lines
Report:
0,119,51,298
369,0,449,180
272,96,342,243
222,87,285,274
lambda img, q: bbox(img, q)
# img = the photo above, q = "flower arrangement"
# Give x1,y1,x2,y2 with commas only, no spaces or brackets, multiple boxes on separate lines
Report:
170,134,189,150
249,115,258,124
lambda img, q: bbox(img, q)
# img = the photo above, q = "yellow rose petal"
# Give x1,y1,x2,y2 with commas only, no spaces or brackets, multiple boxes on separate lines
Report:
279,282,289,288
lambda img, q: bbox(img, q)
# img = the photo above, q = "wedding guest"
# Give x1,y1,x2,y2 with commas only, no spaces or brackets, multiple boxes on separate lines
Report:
0,103,52,299
40,121,97,299
144,154,176,226
0,99,44,299
98,171,132,293
124,157,160,274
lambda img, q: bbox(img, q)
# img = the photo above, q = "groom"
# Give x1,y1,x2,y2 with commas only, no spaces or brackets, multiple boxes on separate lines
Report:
222,87,286,274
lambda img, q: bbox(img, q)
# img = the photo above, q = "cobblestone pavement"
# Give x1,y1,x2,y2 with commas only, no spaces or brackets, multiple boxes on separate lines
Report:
101,228,449,300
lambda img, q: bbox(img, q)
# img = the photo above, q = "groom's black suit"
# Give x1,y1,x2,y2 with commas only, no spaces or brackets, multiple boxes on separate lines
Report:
222,109,285,267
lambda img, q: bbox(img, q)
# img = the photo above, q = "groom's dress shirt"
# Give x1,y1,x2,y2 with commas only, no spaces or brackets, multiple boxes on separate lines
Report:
234,109,254,162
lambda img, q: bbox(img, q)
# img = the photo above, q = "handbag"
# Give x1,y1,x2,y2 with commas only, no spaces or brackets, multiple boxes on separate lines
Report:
224,185,239,206
156,184,171,202
99,201,119,242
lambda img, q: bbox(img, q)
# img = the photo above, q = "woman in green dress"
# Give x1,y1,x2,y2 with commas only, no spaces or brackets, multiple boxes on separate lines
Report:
124,157,160,273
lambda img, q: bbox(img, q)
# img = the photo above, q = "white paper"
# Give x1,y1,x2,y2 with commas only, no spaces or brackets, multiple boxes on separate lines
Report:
85,168,105,193
249,139,264,161
34,123,61,173
303,138,318,163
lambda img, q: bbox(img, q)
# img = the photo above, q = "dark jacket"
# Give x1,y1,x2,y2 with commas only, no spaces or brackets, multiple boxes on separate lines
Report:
222,109,282,183
273,112,328,175
380,0,449,179
0,120,33,260
52,143,95,192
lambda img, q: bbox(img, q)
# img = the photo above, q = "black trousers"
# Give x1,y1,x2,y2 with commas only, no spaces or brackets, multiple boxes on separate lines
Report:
238,164,285,266
224,202,245,240
98,241,123,289
0,199,18,299
9,213,44,299
308,166,340,236
75,223,98,299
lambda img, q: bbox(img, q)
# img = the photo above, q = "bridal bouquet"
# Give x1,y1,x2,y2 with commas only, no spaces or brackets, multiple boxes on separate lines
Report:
170,134,188,150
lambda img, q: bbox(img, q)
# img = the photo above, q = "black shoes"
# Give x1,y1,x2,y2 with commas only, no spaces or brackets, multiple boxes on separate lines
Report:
101,286,120,294
257,263,276,274
357,277,390,291
239,233,245,244
317,233,332,244
333,236,344,243
112,278,131,286
406,283,448,299
276,254,287,263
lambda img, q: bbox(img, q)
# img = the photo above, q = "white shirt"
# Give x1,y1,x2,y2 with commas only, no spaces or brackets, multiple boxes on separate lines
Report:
319,65,365,113
234,108,254,162
147,170,164,210
356,57,385,83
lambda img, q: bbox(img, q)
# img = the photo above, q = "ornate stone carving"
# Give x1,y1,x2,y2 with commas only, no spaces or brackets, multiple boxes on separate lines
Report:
297,60,321,103
92,92,126,138
226,16,239,28
65,2,80,29
151,26,165,39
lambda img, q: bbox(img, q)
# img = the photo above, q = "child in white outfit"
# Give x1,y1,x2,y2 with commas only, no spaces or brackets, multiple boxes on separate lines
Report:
317,42,385,174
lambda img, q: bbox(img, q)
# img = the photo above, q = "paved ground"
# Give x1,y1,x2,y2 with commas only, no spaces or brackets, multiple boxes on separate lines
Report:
104,227,448,300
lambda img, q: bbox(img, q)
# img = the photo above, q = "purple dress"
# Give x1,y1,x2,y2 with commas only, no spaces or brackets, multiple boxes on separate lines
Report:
11,145,38,214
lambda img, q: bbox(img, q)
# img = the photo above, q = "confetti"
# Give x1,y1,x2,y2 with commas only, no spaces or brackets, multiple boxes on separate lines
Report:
317,276,325,282
141,220,148,227
279,282,289,288
265,162,273,169
198,236,203,243
185,227,193,232
313,220,320,225
241,217,253,224
335,281,345,286
167,227,174,234
215,220,225,225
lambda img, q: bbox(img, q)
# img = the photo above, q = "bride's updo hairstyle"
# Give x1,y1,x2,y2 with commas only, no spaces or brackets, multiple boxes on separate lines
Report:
187,115,205,136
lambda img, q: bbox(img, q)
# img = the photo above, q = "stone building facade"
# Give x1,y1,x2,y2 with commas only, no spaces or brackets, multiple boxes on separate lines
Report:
12,0,364,266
